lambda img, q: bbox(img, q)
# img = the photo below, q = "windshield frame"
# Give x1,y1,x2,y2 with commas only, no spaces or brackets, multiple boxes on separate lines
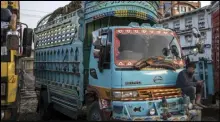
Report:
113,28,183,67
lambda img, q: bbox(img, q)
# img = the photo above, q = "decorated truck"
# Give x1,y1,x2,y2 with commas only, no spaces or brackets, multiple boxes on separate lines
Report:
1,1,33,120
34,1,203,121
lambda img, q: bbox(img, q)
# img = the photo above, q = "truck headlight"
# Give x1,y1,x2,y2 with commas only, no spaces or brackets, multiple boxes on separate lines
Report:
149,108,156,115
1,83,6,96
112,91,138,98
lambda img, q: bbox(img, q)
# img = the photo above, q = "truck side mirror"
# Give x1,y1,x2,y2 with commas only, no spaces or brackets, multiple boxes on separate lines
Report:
101,38,107,46
92,36,101,58
162,47,170,56
97,36,102,46
93,35,107,58
195,42,205,53
192,27,204,54
170,45,179,57
192,28,201,38
23,28,33,57
6,34,19,50
97,35,107,46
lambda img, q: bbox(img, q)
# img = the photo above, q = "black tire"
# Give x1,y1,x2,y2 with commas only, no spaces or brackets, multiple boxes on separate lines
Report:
87,101,106,121
10,90,20,121
38,90,53,120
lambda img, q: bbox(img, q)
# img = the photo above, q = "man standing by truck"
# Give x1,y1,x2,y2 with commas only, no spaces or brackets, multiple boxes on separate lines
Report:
176,62,207,108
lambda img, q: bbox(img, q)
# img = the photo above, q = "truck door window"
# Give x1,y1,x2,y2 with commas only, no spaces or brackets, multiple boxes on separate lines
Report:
101,34,111,69
92,31,111,69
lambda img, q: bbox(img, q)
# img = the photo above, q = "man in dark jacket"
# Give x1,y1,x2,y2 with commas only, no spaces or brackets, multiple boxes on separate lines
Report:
176,62,207,108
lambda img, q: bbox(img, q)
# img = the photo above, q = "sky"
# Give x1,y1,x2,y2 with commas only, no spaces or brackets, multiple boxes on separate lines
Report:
20,1,211,29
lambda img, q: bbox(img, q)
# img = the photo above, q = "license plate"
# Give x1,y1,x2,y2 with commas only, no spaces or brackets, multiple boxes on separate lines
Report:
168,102,177,108
1,46,7,56
1,83,6,96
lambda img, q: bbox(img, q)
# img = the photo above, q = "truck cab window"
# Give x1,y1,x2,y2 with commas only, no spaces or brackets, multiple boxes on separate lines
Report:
103,45,111,69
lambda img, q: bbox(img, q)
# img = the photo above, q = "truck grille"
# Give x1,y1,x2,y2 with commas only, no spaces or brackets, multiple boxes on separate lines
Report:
138,88,182,99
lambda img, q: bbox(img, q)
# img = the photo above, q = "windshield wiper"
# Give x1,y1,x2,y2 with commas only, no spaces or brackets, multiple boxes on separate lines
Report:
168,37,181,59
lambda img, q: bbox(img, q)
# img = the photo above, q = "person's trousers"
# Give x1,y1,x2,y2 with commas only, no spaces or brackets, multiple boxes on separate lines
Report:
181,84,203,100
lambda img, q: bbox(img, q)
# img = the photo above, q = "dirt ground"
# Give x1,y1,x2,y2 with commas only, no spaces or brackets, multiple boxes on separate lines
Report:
17,96,219,121
17,72,219,121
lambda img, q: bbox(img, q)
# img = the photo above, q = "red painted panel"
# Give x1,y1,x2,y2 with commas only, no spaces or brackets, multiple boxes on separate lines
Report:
212,8,220,93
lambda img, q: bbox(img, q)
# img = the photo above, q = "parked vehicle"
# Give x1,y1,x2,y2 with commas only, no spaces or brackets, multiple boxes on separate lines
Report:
1,1,33,120
34,1,204,121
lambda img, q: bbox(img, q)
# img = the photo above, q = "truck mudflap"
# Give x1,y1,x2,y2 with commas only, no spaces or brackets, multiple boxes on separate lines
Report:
111,99,201,121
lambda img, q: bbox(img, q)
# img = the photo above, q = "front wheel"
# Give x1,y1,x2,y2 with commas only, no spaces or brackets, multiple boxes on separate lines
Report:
87,101,106,121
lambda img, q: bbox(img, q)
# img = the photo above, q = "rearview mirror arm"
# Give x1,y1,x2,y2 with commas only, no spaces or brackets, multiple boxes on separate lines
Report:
192,27,201,38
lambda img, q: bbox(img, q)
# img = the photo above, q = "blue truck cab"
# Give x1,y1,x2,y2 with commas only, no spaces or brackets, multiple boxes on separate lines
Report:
89,26,189,121
34,1,201,121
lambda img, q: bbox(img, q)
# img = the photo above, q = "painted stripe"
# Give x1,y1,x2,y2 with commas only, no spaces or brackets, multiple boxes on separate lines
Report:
52,99,78,112
49,88,78,100
51,96,78,108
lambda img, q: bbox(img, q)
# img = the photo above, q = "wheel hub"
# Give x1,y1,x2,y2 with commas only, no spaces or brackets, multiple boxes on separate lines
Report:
91,111,101,121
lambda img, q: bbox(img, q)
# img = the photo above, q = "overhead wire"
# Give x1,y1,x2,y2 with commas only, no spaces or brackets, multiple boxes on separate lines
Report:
20,13,45,18
20,9,50,18
20,9,50,13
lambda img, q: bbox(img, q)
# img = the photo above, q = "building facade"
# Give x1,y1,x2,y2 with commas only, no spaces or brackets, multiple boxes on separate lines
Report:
160,5,212,62
159,1,201,17
160,5,215,97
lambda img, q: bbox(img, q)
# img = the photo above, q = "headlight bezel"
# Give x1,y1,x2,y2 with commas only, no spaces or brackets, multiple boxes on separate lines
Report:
112,91,139,98
149,108,156,115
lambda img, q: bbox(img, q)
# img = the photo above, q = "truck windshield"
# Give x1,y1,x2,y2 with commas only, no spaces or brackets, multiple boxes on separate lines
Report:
114,29,182,67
